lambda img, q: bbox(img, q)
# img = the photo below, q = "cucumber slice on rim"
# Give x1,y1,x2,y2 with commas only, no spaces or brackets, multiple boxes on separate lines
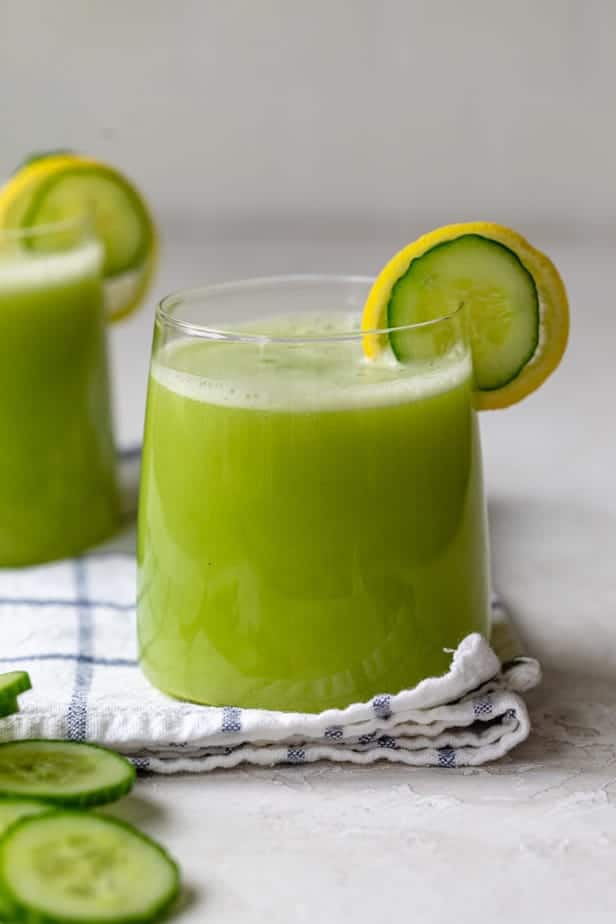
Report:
0,155,157,322
0,810,180,924
0,741,135,807
0,672,31,718
387,234,540,391
22,163,152,277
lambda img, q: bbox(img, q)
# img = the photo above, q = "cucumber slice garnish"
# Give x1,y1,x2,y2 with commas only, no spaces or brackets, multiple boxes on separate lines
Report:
0,155,157,322
0,810,180,924
22,163,153,277
0,741,135,807
387,234,540,391
0,672,31,719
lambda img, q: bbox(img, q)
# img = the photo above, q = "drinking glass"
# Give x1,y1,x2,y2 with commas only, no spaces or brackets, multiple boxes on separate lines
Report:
138,275,489,711
0,215,120,565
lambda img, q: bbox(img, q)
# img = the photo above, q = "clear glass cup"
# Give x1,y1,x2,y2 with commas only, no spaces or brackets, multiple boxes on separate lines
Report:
138,275,489,712
0,215,120,566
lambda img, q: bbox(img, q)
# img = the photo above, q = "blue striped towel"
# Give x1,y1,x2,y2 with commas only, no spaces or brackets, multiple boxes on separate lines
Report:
0,452,540,772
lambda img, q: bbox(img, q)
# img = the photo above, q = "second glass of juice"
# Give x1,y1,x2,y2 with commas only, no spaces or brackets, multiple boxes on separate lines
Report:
138,276,489,712
0,216,120,566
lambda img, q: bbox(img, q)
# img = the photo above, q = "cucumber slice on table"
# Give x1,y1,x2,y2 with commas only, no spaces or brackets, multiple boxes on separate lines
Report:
0,740,135,807
0,810,180,924
0,672,31,719
0,798,49,835
387,234,539,391
0,799,50,918
0,697,19,719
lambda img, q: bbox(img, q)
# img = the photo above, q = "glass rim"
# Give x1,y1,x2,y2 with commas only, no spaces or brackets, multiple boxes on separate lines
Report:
157,274,465,343
0,211,92,242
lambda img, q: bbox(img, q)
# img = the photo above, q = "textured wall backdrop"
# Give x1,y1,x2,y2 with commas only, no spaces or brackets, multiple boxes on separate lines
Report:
2,0,613,233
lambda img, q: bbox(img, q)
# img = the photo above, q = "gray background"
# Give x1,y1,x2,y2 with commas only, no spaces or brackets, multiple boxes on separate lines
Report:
2,0,614,229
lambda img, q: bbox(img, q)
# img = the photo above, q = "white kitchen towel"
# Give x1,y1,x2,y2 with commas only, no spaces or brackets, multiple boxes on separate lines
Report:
0,451,541,772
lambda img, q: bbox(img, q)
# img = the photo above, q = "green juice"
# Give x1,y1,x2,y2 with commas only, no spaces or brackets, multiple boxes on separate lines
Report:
138,313,489,711
0,240,120,565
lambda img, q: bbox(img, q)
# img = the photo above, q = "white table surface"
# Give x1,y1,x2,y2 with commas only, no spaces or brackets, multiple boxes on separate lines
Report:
108,222,616,923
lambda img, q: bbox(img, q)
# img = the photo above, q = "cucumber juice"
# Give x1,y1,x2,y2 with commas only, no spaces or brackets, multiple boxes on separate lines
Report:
138,306,489,711
0,236,119,565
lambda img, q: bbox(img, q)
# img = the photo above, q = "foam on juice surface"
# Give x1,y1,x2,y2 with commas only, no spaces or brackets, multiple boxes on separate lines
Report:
153,311,473,412
0,239,103,291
